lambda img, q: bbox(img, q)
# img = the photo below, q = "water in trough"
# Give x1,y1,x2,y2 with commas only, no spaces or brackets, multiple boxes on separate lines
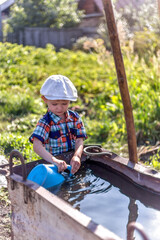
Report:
50,161,160,240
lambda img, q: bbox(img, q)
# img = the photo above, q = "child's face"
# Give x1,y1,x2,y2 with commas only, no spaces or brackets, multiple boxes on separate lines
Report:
44,98,70,118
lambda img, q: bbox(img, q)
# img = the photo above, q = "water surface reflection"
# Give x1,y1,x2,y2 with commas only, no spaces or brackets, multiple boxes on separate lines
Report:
50,161,160,239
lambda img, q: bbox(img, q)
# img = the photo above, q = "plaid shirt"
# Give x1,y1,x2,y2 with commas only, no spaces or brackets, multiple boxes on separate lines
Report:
29,110,87,156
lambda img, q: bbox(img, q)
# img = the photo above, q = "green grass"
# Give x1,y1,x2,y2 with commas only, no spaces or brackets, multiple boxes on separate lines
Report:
0,42,160,168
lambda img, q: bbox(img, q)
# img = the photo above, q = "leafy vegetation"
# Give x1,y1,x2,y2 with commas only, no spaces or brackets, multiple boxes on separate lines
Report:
147,149,160,170
6,0,83,32
98,0,160,51
117,0,160,34
0,41,159,168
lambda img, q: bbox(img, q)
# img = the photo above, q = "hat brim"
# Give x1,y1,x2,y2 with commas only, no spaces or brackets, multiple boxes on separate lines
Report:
43,95,77,101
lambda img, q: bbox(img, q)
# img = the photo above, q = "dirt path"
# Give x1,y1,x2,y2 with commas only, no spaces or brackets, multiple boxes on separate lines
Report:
0,187,11,240
0,155,11,240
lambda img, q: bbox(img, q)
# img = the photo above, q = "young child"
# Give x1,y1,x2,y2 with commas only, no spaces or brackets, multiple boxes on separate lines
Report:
29,75,87,174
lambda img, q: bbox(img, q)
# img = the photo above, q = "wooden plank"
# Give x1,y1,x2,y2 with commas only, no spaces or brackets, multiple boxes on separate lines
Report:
0,0,14,11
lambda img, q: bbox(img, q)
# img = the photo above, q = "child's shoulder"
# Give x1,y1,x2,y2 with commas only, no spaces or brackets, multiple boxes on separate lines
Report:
68,110,80,119
38,111,52,125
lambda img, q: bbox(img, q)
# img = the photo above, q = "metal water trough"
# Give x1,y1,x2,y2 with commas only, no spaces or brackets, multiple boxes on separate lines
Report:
7,146,159,240
7,149,122,240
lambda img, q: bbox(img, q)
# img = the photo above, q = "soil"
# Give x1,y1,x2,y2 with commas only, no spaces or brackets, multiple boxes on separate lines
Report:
0,192,11,240
0,161,11,240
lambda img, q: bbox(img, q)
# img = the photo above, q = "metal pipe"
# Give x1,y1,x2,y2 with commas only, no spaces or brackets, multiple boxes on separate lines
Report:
102,0,138,163
127,222,150,240
9,149,27,181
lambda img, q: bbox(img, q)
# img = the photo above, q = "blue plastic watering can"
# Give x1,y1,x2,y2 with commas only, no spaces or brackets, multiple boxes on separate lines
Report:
27,164,72,189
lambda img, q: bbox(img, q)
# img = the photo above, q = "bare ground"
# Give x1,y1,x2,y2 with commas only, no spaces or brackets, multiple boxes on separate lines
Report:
0,187,11,240
0,161,11,240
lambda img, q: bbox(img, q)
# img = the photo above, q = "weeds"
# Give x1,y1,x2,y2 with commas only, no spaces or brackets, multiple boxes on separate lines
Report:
0,41,160,166
147,149,160,170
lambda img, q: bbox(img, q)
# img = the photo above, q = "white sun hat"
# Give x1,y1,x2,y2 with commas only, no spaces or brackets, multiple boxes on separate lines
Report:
40,75,78,101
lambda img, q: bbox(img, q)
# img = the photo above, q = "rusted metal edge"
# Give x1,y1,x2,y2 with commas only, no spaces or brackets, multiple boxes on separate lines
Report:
9,149,27,181
6,148,158,239
6,173,122,240
8,147,160,194
127,222,150,240
85,149,160,194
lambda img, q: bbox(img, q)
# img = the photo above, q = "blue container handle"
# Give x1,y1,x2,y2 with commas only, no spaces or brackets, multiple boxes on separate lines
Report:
27,163,73,189
54,164,72,173
66,165,73,177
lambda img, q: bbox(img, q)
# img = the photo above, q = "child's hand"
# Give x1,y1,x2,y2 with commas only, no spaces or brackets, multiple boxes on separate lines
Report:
70,156,81,174
53,158,68,172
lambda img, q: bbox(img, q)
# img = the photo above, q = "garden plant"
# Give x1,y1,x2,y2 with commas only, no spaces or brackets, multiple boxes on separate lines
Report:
0,39,160,168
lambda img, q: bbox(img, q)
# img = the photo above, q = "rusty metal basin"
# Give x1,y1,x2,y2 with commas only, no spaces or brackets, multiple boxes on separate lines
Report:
7,149,122,240
6,146,159,240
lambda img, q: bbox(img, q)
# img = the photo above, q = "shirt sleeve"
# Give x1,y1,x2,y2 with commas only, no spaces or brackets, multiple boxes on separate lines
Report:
75,115,87,140
29,118,50,144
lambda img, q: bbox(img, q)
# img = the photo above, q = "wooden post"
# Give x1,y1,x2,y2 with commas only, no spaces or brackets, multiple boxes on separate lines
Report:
102,0,138,163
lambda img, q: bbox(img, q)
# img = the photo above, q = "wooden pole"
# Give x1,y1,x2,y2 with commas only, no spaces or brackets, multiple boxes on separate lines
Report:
102,0,138,163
